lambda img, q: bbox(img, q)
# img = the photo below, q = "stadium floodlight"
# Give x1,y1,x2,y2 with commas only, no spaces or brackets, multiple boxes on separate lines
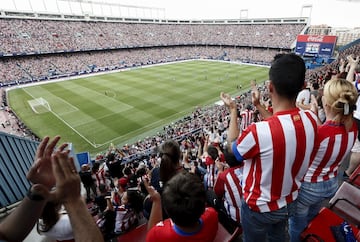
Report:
301,4,312,23
240,9,248,19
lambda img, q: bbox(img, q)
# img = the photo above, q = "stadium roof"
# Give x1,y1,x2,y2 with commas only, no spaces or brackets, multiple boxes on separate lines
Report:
1,0,359,28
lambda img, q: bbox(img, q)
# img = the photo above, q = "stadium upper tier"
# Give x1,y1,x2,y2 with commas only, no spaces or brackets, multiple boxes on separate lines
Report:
0,16,306,55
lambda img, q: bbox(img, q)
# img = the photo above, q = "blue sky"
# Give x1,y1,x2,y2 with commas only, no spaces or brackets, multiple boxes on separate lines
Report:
1,0,359,28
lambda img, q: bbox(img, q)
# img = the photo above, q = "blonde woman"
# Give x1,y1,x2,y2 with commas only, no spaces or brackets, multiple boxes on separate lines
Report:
289,78,358,242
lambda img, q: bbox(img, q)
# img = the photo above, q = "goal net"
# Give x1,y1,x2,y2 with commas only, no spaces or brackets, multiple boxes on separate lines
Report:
28,98,51,114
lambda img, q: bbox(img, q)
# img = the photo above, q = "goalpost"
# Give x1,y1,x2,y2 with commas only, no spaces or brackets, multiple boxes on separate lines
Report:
28,97,51,114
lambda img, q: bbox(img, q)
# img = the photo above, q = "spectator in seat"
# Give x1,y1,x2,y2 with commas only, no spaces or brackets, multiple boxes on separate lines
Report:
220,53,318,242
145,171,218,242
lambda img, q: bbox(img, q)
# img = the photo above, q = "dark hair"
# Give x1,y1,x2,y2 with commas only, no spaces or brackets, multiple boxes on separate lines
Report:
99,183,107,193
269,53,306,100
37,202,61,233
92,162,100,172
126,188,144,214
312,82,319,90
207,145,219,161
106,152,115,162
223,147,238,167
159,139,181,184
162,172,206,227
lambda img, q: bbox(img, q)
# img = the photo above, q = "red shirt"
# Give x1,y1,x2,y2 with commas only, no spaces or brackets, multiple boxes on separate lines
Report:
146,207,218,242
304,120,358,182
232,108,317,212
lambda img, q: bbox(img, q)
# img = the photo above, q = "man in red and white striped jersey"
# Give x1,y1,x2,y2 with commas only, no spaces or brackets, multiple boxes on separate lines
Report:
240,105,254,131
214,150,243,227
221,53,318,242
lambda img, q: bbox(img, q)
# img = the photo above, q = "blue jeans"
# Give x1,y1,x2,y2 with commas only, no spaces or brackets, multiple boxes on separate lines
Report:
288,178,338,242
241,199,295,242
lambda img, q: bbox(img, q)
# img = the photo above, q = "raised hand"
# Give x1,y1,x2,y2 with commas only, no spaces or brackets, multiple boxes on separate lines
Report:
143,176,161,203
251,85,261,107
27,136,68,190
348,55,359,68
220,92,236,110
51,148,81,204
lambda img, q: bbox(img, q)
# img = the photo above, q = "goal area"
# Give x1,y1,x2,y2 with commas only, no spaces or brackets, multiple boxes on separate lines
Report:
28,97,51,114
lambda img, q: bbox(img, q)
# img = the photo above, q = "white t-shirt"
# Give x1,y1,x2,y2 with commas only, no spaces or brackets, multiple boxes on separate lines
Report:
296,88,311,106
353,96,360,120
40,214,74,241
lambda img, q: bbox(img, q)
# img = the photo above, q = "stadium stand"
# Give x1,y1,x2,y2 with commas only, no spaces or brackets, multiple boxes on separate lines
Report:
1,8,360,242
0,15,307,86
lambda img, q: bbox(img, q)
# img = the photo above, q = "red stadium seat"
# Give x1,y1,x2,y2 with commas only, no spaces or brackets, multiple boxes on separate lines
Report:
349,164,360,188
117,222,147,242
214,222,242,242
300,207,359,242
329,181,360,226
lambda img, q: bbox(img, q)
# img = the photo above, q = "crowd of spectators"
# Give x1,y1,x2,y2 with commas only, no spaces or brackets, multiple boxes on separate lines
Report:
1,16,360,242
0,18,305,54
0,18,305,85
0,47,282,85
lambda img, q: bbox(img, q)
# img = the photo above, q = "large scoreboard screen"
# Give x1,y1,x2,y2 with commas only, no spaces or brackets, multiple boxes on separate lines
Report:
295,35,337,58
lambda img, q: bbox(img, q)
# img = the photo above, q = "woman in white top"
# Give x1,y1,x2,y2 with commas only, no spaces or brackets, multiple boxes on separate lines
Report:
37,202,74,242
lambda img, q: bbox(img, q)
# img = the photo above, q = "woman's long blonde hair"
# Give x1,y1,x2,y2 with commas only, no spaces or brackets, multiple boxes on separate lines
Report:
323,78,358,131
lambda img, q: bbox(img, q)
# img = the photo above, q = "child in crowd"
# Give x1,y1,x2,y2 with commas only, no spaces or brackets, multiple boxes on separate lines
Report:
145,171,218,242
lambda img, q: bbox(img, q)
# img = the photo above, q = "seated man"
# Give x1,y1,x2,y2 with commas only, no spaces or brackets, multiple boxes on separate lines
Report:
145,171,218,242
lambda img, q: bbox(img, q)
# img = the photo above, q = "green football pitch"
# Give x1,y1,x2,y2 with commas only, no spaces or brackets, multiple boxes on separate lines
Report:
7,60,269,155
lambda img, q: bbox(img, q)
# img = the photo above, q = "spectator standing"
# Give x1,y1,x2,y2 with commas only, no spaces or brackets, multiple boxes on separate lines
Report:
221,53,318,242
345,55,360,179
289,78,358,242
214,150,243,233
92,162,107,189
79,164,97,203
240,105,254,131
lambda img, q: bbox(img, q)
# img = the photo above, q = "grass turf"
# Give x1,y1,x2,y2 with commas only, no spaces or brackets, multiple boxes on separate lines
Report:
7,60,269,155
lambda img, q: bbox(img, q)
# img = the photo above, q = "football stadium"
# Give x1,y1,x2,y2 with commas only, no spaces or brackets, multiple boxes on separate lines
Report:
0,0,360,241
